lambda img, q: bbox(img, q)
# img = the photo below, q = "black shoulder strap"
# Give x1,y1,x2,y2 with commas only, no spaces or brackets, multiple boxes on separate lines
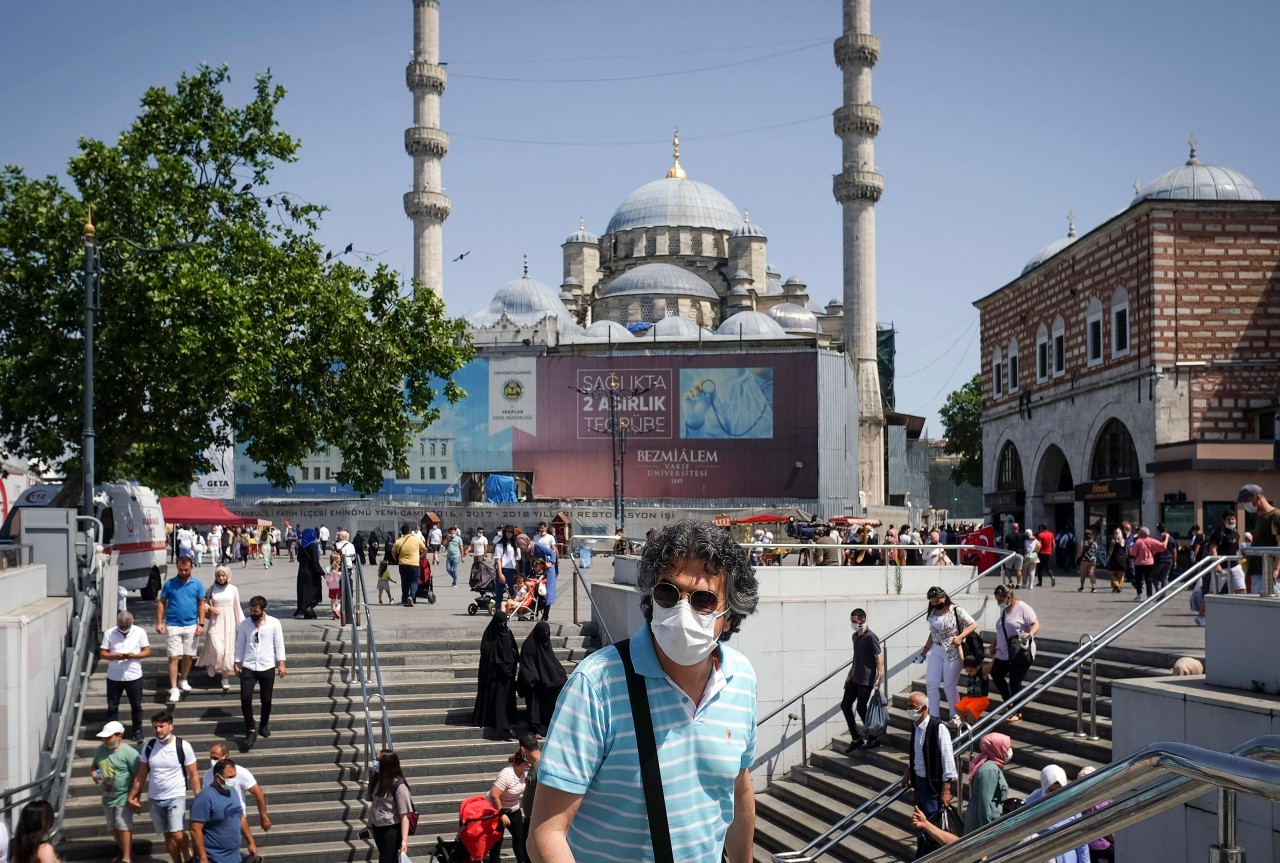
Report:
174,736,186,768
615,639,675,863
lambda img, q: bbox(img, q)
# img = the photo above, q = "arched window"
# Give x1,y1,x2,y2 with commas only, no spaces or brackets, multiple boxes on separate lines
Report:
1086,297,1103,366
1051,315,1066,376
1090,419,1139,480
1110,287,1130,357
992,347,1004,397
440,442,447,457
430,442,436,457
1035,324,1049,383
1007,338,1019,393
996,441,1024,492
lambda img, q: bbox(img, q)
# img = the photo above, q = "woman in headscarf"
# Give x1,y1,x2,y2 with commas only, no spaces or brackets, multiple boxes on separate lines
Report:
964,732,1012,833
1076,766,1115,863
473,610,519,738
294,528,324,619
1025,764,1091,863
516,621,567,737
197,566,244,691
533,542,558,621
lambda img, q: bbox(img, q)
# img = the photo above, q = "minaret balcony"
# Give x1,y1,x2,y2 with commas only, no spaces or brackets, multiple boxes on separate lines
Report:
403,190,452,221
406,61,447,94
834,33,880,68
404,126,450,158
833,170,884,204
833,104,881,137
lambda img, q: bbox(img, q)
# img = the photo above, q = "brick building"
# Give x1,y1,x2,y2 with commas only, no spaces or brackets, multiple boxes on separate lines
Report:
974,143,1279,541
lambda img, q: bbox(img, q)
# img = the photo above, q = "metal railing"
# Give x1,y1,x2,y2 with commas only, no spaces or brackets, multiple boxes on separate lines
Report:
918,734,1280,863
0,522,106,837
341,556,393,776
772,552,1231,863
566,534,621,645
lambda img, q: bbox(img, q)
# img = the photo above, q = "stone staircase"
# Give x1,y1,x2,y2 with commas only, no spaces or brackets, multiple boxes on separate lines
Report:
59,620,588,863
752,637,1182,863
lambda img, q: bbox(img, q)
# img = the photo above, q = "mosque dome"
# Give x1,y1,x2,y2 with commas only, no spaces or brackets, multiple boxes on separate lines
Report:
651,316,701,338
1131,140,1262,207
1021,216,1080,275
564,218,599,245
768,302,820,333
730,285,750,297
601,263,719,299
583,319,633,340
605,177,741,234
562,276,582,287
729,214,766,239
716,310,788,337
729,269,752,283
469,271,575,329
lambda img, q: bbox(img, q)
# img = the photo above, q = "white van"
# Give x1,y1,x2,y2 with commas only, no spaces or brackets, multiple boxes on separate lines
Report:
1,482,168,599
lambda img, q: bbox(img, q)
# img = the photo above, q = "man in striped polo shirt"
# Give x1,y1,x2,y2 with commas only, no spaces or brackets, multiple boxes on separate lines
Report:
530,519,759,863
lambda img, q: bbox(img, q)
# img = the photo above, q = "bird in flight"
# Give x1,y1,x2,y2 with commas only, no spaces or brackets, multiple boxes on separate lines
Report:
453,251,470,262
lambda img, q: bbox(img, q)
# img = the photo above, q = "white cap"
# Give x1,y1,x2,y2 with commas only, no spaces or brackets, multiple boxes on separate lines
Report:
96,720,125,738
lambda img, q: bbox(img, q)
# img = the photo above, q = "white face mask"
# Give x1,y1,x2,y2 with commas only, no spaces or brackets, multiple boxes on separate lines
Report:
650,600,726,666
1243,502,1257,514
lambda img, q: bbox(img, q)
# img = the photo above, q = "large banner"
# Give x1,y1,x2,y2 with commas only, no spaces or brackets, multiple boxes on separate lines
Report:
190,440,235,499
515,354,817,499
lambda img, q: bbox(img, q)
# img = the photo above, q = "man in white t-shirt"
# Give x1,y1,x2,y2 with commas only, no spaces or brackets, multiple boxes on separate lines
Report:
470,528,489,559
176,525,195,558
534,522,556,552
428,523,443,563
334,530,357,571
318,524,330,554
128,711,199,863
202,741,272,860
100,611,152,744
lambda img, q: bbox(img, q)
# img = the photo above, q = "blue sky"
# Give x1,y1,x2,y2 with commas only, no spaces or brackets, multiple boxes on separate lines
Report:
4,1,1277,434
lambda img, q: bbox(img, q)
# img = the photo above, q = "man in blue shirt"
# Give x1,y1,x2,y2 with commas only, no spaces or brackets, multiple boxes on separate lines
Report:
156,556,207,704
190,758,244,863
530,519,760,863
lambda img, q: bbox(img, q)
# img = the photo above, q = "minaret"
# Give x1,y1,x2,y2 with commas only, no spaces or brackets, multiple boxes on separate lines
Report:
403,0,450,299
833,0,886,505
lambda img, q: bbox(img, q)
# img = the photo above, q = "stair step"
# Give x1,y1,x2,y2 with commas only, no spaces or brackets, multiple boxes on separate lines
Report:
754,788,898,863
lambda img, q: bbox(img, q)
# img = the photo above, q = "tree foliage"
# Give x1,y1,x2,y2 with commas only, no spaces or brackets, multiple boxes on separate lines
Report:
939,372,983,489
0,65,473,496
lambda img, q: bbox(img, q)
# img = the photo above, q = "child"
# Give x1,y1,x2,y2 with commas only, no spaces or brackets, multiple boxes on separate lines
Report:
325,552,343,620
510,575,530,607
956,654,992,725
376,560,396,605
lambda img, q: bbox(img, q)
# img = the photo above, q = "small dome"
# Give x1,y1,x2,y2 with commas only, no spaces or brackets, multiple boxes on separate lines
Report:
729,215,766,239
716,310,788,337
1131,141,1262,207
783,275,805,286
469,272,574,331
560,289,575,301
651,316,701,338
583,319,633,340
730,285,750,297
562,276,582,286
763,277,783,296
766,264,780,277
768,302,820,333
606,177,740,234
1021,215,1080,275
602,263,718,299
729,269,752,282
565,218,599,245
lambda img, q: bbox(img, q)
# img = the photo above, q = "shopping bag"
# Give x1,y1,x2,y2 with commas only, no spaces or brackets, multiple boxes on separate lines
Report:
399,852,413,863
864,688,888,738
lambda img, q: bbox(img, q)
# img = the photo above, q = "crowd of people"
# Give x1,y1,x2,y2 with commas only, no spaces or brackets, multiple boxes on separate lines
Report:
749,519,985,567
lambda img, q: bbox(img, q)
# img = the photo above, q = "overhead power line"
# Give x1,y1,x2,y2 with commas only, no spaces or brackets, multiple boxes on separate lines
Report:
448,37,827,65
451,113,829,148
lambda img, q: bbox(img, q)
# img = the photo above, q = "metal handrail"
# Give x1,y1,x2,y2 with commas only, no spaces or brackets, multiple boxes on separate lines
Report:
772,553,1231,863
758,545,1018,728
918,735,1280,863
339,557,387,778
351,559,393,752
0,525,105,837
566,533,619,644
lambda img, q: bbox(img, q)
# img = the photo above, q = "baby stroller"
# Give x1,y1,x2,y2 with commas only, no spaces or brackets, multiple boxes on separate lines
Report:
467,557,497,615
510,575,543,622
431,795,504,863
417,556,437,605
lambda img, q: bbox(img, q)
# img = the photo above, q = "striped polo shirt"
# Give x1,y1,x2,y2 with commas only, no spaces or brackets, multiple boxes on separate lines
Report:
538,623,757,863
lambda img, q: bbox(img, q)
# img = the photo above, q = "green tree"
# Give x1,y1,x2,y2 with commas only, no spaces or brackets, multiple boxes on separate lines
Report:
0,65,472,498
939,372,982,488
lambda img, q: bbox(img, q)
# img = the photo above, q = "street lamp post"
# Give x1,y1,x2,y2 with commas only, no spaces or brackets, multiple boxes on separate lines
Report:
82,213,98,520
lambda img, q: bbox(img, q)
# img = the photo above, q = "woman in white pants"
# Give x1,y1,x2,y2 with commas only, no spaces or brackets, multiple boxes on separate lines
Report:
916,586,979,727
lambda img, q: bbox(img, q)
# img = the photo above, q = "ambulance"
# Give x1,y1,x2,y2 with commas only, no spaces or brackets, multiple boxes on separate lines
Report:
0,482,169,599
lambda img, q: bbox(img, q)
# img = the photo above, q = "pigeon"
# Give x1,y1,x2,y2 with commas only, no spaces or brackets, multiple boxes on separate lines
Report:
452,251,470,262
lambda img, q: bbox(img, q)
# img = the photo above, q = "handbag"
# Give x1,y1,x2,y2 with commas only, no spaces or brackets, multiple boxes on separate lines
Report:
953,608,985,662
616,640,675,863
863,688,887,738
922,803,963,849
393,779,420,835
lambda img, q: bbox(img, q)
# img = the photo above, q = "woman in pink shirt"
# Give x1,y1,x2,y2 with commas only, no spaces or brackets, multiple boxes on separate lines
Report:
1128,526,1167,601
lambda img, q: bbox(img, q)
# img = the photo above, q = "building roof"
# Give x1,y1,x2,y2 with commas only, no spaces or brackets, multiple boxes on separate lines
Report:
1131,140,1263,206
767,302,820,333
650,315,703,338
565,217,599,245
468,271,576,332
729,213,766,239
601,263,719,299
1021,215,1080,275
716,310,788,337
583,319,633,340
605,177,741,234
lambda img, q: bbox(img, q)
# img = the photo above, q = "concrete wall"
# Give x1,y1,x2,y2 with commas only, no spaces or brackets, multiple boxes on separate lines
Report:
0,563,72,795
590,563,995,787
1111,595,1280,863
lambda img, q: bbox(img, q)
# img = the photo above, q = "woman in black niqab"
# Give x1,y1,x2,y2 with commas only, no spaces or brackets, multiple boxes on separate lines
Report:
472,610,519,737
516,620,567,736
294,528,324,619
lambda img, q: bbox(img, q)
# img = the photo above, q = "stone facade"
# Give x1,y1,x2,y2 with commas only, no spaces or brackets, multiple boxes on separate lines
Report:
976,200,1280,536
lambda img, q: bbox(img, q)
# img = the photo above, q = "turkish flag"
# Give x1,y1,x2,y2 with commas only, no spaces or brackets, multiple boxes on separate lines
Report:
961,525,998,571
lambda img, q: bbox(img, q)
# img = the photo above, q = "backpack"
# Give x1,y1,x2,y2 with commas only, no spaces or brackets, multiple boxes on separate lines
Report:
953,608,985,662
144,736,190,786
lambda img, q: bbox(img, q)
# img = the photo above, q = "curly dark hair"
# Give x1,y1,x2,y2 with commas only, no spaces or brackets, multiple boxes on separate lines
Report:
636,519,758,640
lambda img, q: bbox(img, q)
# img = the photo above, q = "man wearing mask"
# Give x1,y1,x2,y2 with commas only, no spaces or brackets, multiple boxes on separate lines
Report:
202,742,271,862
234,596,287,747
530,519,759,863
988,585,1039,723
191,759,244,863
899,692,957,860
841,608,884,752
1208,509,1246,596
1238,483,1280,594
91,721,141,863
100,611,151,745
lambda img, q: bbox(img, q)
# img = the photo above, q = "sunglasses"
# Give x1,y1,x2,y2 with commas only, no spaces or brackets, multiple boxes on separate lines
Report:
652,582,721,616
